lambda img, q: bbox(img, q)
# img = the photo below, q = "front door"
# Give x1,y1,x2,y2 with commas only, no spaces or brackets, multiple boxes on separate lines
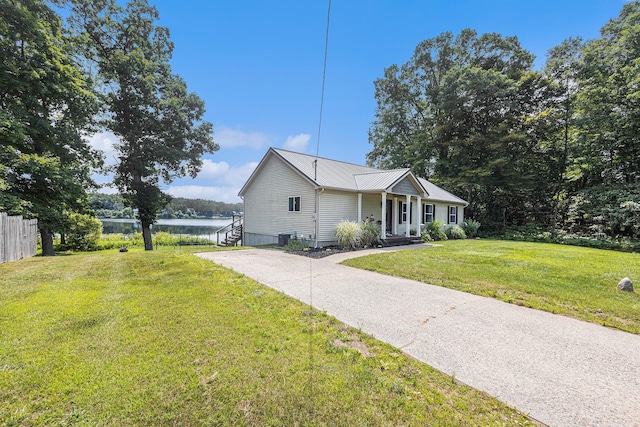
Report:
386,199,393,234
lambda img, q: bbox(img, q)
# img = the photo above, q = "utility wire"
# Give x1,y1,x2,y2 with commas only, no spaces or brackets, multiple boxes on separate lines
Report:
314,0,331,180
309,0,331,422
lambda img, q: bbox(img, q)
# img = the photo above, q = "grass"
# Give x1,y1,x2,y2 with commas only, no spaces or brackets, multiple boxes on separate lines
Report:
0,247,534,426
343,239,640,334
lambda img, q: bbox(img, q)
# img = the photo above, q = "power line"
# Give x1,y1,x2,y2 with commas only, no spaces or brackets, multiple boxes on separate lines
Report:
309,0,331,422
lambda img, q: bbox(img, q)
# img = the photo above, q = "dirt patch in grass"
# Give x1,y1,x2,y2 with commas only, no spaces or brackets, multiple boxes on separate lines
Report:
332,338,371,357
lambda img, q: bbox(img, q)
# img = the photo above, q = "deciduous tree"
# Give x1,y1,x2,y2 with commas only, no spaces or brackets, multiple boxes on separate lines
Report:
0,0,99,255
68,0,218,250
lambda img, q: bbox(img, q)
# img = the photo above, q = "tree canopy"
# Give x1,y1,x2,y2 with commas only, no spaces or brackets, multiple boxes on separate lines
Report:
368,2,640,238
0,0,99,255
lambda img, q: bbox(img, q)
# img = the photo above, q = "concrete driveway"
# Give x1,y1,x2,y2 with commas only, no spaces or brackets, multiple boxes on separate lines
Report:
197,246,640,427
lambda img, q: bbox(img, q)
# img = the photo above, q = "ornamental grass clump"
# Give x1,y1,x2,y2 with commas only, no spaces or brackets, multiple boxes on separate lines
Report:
335,220,362,249
446,225,467,240
360,221,382,248
462,219,481,238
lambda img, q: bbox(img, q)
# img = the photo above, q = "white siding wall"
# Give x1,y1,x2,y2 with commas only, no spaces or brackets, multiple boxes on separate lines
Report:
361,194,381,222
243,155,316,242
318,190,357,243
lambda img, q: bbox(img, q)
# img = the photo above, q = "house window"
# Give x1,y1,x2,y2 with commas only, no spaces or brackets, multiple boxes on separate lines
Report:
288,196,301,212
399,201,413,224
423,204,434,223
448,206,458,224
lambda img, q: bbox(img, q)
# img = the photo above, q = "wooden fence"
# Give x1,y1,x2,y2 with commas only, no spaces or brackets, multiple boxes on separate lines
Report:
0,213,38,264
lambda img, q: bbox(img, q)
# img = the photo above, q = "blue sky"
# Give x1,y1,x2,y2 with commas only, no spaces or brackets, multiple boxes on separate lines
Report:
89,0,627,203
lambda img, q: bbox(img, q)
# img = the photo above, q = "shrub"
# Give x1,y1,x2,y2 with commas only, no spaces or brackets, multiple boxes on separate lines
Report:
420,230,433,242
285,238,306,251
360,222,381,247
446,225,467,240
335,220,362,249
65,213,103,251
462,219,481,238
425,220,447,241
565,184,640,239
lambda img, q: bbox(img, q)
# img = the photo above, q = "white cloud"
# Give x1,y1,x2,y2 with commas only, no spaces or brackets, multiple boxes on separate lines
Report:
282,133,311,152
87,131,120,166
195,160,258,187
196,159,231,180
165,185,243,204
223,161,259,187
216,126,271,149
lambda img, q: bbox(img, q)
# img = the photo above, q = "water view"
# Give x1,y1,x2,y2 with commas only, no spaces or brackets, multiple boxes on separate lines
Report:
99,218,232,238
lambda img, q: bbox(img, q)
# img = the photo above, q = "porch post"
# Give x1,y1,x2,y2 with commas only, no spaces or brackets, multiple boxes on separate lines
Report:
357,193,362,223
392,196,398,235
416,196,422,235
405,194,411,237
380,192,387,239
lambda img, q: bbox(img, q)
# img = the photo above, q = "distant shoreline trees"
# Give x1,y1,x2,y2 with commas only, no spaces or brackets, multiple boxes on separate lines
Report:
89,194,242,219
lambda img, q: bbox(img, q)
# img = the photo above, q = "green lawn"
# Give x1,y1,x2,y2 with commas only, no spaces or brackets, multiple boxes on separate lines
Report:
0,248,533,426
343,240,640,334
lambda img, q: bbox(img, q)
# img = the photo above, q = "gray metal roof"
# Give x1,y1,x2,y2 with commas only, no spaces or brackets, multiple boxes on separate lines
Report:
241,147,467,205
354,169,411,192
418,177,468,205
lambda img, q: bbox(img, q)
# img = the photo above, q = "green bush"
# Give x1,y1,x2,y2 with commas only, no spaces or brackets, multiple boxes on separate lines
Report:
335,220,362,249
446,225,467,240
565,184,640,239
424,220,447,241
93,232,211,251
420,230,433,242
285,238,306,251
65,213,103,251
462,219,481,238
361,222,382,247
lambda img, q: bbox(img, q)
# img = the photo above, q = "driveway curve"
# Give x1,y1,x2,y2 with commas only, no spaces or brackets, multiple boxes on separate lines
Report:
197,247,640,427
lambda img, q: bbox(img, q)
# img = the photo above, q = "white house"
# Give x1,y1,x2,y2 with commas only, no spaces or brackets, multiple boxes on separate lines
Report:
238,147,468,247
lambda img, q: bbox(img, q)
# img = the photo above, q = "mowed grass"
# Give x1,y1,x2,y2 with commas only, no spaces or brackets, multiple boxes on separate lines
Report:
343,240,640,334
0,248,534,426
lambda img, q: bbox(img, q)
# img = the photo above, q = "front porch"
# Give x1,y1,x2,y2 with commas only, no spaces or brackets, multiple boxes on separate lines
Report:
358,191,425,240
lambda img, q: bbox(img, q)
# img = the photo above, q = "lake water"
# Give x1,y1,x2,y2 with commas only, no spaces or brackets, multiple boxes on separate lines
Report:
99,218,232,237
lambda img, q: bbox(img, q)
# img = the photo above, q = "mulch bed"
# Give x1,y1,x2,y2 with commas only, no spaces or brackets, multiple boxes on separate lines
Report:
285,246,370,259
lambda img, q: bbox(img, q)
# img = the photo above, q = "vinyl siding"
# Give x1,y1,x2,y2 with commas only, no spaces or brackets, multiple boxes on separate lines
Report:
318,190,357,242
243,154,316,240
361,194,381,221
391,176,420,196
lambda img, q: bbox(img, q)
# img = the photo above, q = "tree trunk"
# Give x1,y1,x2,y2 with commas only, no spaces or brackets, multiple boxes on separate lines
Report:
40,228,55,256
141,221,153,251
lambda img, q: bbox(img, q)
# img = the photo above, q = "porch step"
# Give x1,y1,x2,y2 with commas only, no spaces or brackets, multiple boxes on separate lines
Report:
382,236,423,247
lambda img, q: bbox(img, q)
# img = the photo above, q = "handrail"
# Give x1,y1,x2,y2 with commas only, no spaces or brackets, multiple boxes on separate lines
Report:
216,214,243,246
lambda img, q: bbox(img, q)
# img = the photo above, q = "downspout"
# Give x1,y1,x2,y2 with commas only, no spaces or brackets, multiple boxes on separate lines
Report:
240,196,245,246
314,187,324,248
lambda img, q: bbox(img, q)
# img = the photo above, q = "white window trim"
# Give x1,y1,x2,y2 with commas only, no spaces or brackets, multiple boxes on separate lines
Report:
288,196,301,212
423,203,434,223
449,206,457,224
